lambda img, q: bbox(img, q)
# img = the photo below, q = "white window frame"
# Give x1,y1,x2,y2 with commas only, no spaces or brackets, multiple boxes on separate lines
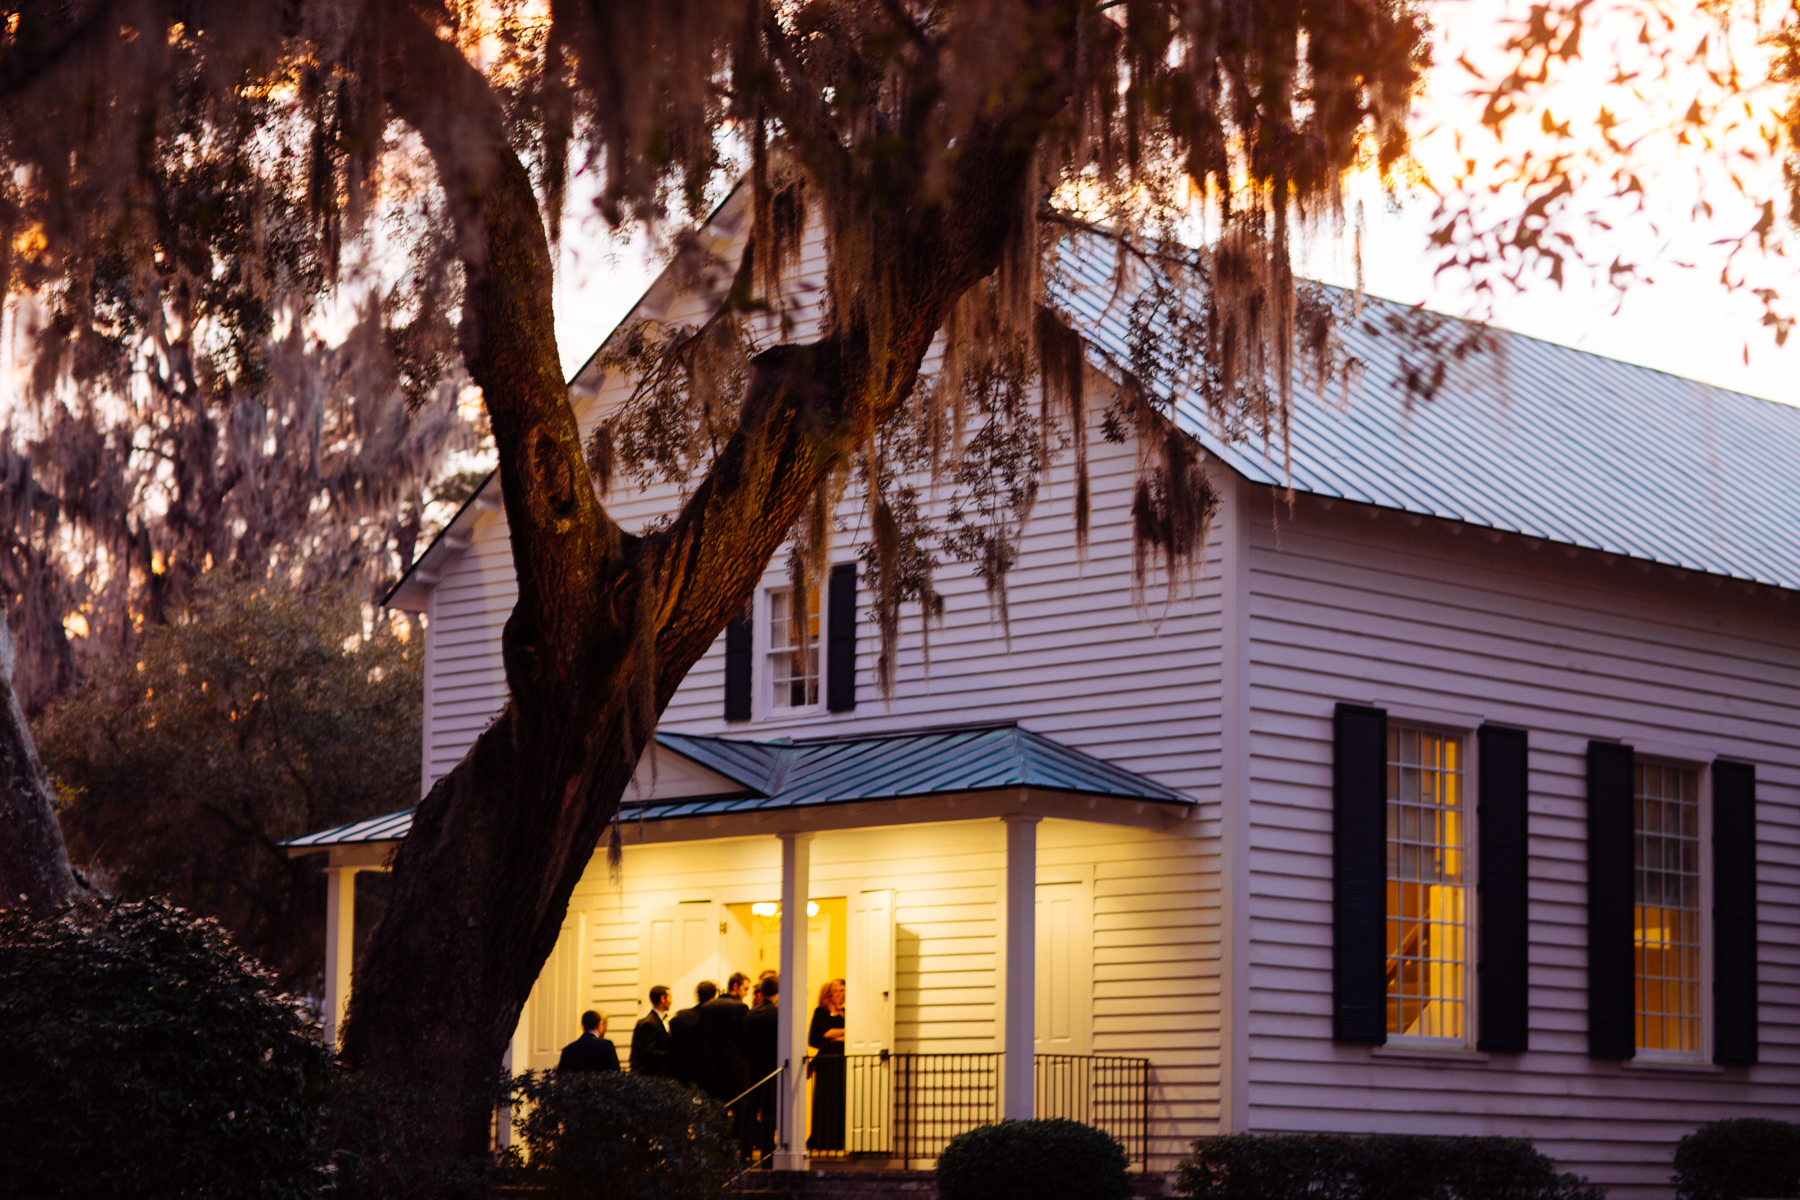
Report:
1383,720,1479,1051
1631,754,1713,1064
759,582,824,719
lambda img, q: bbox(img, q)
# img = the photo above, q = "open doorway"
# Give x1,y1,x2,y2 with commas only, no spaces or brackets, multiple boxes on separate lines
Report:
724,897,846,1009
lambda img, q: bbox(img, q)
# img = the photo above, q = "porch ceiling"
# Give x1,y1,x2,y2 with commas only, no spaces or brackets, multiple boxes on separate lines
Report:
282,723,1193,857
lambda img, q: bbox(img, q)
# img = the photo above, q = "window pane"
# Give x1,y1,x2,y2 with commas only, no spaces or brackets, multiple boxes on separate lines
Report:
1386,727,1466,1040
1634,762,1701,1053
768,587,820,709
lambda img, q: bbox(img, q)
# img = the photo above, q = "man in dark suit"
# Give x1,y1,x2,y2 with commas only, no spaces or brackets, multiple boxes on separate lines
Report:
668,980,716,1087
743,974,781,1159
630,985,673,1076
699,972,754,1156
556,1010,620,1072
697,972,752,1104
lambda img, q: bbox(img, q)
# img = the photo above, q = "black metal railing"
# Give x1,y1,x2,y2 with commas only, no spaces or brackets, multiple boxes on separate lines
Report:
808,1052,1148,1170
1034,1053,1151,1169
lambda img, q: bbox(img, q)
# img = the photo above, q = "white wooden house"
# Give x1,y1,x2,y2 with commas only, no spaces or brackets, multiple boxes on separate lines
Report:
287,194,1800,1194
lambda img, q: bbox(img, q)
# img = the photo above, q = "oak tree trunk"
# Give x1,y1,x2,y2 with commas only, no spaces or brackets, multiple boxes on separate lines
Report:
0,620,84,912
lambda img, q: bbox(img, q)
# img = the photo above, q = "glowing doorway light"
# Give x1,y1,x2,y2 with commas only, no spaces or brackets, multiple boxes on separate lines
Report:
748,900,822,919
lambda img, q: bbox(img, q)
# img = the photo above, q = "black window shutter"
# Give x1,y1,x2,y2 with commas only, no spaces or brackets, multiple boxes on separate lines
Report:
1477,724,1530,1053
1713,759,1758,1065
1334,703,1389,1044
827,562,857,713
1586,740,1636,1059
723,607,752,722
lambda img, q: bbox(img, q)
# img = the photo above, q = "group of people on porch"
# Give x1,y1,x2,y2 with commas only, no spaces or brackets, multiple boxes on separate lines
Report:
555,970,849,1157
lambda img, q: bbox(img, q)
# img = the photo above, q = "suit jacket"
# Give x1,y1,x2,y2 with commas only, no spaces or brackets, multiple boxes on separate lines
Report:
556,1031,620,1073
668,1005,704,1086
744,1001,780,1081
630,1009,672,1076
696,994,751,1102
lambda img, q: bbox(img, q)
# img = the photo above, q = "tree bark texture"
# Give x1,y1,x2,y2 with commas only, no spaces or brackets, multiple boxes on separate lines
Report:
0,620,82,911
340,3,1075,1186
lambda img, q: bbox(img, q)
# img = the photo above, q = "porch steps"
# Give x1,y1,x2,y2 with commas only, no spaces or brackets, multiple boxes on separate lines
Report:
732,1168,1171,1199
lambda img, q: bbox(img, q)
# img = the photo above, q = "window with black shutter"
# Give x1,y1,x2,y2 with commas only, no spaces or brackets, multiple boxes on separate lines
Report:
1712,759,1758,1064
827,562,856,713
1477,724,1530,1052
1334,703,1388,1044
1586,740,1636,1059
723,607,752,722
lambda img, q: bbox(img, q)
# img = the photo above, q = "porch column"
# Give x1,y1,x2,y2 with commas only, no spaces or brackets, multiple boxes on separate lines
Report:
776,831,813,1171
322,866,357,1050
1002,814,1041,1120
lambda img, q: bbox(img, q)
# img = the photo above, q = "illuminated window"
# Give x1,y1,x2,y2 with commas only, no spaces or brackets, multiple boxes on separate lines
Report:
1386,727,1467,1040
1635,762,1701,1054
768,587,820,710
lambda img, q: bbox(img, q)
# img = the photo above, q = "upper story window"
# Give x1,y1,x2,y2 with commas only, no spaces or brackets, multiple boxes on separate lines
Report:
767,586,820,711
1635,761,1702,1054
1386,726,1468,1041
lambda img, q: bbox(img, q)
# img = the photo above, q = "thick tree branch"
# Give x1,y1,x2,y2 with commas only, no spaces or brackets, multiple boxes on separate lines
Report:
380,1,627,715
645,1,1081,687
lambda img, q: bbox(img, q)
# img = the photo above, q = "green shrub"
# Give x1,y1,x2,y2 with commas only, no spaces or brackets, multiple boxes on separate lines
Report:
1176,1133,1606,1200
0,898,335,1199
936,1119,1132,1200
1674,1119,1800,1200
511,1069,738,1200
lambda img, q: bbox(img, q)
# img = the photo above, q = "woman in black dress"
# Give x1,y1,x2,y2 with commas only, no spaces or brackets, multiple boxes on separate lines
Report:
807,978,847,1151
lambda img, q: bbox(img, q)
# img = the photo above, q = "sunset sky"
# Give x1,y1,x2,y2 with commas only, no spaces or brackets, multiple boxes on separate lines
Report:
551,0,1800,407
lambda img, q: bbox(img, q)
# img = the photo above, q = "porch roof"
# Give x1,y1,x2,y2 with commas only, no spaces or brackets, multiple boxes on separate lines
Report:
281,723,1191,854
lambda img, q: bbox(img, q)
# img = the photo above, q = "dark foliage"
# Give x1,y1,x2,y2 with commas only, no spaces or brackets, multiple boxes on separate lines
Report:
936,1118,1133,1200
34,576,420,991
1177,1133,1607,1200
0,899,334,1200
1673,1119,1800,1200
510,1070,739,1200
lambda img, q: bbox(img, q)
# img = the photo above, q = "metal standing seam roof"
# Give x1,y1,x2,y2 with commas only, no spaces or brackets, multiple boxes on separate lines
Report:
1052,234,1800,593
279,724,1191,851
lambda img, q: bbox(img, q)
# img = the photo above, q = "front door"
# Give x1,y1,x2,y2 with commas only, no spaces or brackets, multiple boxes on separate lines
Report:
640,901,721,1012
845,888,895,1152
1034,879,1093,1057
525,913,585,1070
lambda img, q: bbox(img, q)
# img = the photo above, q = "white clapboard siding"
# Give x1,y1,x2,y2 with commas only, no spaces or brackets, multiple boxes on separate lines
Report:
1237,484,1800,1199
420,202,1224,803
560,817,1216,1170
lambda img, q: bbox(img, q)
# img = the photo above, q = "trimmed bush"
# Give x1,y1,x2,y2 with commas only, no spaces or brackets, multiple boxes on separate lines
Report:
1177,1133,1606,1200
936,1118,1133,1200
0,898,335,1199
512,1069,739,1200
1674,1119,1800,1200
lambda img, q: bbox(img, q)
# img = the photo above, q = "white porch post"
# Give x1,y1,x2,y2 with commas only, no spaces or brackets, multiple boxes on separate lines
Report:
322,866,357,1050
1002,814,1040,1120
776,831,813,1171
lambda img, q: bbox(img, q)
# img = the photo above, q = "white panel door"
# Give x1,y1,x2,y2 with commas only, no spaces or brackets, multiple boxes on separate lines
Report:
1035,881,1093,1057
846,889,896,1055
845,888,895,1153
526,913,585,1070
640,901,721,1012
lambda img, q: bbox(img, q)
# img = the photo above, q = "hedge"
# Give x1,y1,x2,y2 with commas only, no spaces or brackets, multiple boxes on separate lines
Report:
0,899,334,1199
511,1069,739,1200
1673,1119,1800,1200
1177,1133,1606,1200
936,1119,1133,1200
